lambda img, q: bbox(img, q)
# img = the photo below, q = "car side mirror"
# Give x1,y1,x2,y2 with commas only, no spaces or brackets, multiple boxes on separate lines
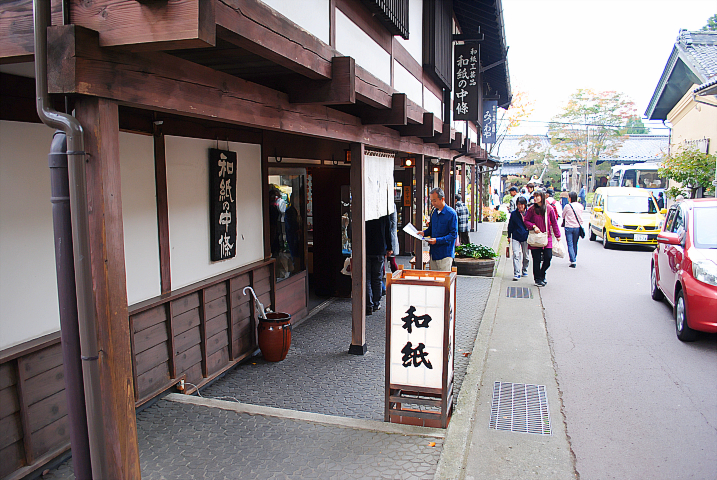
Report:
660,208,667,215
593,206,603,213
657,231,681,245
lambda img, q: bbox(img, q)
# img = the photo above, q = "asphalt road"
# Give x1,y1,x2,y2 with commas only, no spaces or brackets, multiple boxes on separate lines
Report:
538,216,717,480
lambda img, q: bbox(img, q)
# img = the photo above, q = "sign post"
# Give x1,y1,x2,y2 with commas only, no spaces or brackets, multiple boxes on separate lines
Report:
385,267,457,428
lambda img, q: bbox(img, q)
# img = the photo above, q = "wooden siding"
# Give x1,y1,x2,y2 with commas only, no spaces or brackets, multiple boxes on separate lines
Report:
275,271,308,323
0,258,278,479
0,334,70,480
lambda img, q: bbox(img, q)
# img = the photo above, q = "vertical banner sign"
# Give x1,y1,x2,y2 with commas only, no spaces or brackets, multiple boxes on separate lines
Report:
210,148,237,261
453,44,479,122
482,100,498,144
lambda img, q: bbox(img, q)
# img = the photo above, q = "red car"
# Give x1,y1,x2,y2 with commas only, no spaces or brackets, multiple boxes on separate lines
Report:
651,198,717,341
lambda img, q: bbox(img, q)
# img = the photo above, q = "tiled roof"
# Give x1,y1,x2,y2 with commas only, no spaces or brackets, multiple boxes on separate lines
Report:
646,30,717,119
679,31,717,79
495,134,668,163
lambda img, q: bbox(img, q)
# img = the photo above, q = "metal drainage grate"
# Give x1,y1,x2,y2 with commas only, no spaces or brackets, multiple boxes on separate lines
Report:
489,381,552,435
506,287,533,299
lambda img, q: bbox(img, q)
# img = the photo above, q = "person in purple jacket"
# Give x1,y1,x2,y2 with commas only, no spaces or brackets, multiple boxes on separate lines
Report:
523,190,561,287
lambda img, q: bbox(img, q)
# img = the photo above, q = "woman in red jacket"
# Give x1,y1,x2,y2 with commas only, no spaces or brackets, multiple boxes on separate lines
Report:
523,190,561,286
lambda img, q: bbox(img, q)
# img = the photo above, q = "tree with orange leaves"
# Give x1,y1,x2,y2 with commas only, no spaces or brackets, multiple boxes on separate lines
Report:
548,89,637,191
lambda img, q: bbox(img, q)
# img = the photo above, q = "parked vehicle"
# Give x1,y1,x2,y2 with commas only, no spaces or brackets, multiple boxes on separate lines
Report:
651,198,717,341
588,187,666,248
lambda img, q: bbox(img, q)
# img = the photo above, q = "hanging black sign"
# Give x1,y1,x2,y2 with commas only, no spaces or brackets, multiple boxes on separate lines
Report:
453,44,479,122
209,148,237,261
482,100,498,144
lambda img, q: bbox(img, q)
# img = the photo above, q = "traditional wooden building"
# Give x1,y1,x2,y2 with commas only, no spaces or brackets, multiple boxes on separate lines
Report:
0,0,511,477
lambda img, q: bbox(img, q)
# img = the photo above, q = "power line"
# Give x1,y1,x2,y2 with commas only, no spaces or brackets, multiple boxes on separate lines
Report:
514,119,669,129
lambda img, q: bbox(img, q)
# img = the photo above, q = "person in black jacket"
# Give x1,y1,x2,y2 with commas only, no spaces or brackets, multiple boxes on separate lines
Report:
507,196,530,281
365,215,393,315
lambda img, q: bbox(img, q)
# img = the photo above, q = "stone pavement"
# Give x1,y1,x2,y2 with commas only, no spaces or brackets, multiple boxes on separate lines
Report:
41,224,502,480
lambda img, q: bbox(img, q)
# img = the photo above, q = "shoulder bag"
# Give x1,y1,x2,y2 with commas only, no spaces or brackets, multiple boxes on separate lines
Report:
550,206,565,258
568,203,585,238
527,208,549,248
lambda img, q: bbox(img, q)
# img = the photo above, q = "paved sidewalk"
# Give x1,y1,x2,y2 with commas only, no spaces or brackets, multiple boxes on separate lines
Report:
42,224,502,480
436,230,577,479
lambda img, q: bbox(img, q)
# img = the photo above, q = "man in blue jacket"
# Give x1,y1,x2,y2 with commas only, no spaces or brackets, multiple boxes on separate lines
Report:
417,188,458,271
507,196,530,280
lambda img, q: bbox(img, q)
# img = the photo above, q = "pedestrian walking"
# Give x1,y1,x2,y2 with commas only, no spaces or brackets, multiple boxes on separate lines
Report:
562,191,584,268
365,215,392,315
387,208,400,272
507,196,530,280
455,193,470,246
508,186,519,212
417,188,458,271
560,188,569,208
656,192,665,210
546,188,562,219
491,188,501,210
578,185,586,207
525,182,536,205
523,190,561,287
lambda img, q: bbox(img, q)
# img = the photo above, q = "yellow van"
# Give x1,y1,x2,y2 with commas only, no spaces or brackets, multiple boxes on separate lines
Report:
589,187,666,248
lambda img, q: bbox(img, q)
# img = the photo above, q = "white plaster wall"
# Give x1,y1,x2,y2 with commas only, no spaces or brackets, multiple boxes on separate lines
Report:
259,0,330,45
424,86,443,121
393,60,423,106
0,121,59,349
335,9,391,85
165,137,263,290
396,0,423,63
668,87,717,155
119,132,161,305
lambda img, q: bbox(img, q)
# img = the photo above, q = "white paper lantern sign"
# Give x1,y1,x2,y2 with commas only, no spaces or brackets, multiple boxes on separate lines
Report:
385,268,457,428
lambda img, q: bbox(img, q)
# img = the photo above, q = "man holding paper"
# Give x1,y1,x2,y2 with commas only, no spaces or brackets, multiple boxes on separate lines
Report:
417,187,458,271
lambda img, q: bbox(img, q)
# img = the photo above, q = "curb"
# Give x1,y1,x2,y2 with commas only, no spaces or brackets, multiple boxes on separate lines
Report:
165,393,446,438
434,231,506,479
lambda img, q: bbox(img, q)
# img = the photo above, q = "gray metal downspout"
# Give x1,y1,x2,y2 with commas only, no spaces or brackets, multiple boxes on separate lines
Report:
48,132,93,480
33,1,108,478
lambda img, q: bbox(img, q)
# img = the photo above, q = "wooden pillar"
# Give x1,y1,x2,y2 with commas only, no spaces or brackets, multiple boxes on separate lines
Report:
460,162,466,206
153,121,171,294
402,167,413,254
478,165,484,224
414,155,425,270
75,97,141,478
349,142,367,355
443,160,451,204
471,164,477,231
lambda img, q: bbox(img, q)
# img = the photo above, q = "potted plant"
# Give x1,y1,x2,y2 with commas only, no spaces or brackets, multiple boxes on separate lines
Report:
454,243,498,276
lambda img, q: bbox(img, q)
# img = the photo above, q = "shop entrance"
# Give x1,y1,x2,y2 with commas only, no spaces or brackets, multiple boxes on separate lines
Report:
267,165,351,316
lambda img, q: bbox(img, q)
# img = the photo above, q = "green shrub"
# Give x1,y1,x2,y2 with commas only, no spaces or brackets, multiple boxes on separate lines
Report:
455,243,498,259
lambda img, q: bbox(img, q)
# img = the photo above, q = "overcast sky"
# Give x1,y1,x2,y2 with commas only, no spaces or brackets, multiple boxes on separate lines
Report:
502,0,716,136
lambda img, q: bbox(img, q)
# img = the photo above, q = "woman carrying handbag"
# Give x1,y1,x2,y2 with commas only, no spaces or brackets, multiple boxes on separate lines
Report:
562,191,585,268
523,190,561,287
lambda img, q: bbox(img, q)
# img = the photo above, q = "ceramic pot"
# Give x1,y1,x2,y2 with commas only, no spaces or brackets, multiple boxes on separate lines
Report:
257,312,292,362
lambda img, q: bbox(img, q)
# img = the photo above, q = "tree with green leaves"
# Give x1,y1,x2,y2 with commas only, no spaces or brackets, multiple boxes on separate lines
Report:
548,89,637,191
514,135,562,186
659,147,716,198
701,14,717,31
621,115,650,134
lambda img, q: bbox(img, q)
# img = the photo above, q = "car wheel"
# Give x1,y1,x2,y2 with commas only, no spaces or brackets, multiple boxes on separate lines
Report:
589,225,596,241
675,290,698,342
650,263,664,301
602,229,611,249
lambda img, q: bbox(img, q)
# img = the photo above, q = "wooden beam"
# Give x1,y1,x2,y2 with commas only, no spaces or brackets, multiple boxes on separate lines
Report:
74,97,141,478
216,0,332,80
0,0,62,62
68,0,215,50
397,113,442,138
355,65,393,109
47,25,457,160
349,143,367,355
288,56,355,105
360,93,407,126
440,131,463,150
406,98,424,124
427,123,453,145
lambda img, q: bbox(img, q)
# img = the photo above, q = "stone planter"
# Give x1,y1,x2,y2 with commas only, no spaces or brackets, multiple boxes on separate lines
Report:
453,257,496,277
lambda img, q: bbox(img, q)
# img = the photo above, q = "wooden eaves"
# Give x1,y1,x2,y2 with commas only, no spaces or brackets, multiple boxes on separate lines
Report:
0,0,468,159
